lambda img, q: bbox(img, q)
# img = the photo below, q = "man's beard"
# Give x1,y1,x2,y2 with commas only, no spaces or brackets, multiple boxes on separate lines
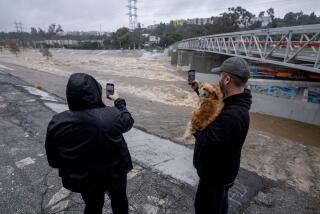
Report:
219,80,226,98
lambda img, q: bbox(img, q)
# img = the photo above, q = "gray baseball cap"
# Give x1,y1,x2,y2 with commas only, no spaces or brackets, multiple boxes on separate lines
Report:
211,57,250,80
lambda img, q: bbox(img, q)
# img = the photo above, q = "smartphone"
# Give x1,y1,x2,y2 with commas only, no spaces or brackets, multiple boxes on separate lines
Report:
106,83,114,96
188,70,196,85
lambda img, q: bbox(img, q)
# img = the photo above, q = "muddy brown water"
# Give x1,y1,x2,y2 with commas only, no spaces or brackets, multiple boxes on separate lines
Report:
250,112,320,147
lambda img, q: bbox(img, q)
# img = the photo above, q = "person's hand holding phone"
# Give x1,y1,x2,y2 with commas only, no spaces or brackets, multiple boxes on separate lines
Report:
191,81,199,90
107,91,119,101
106,83,119,101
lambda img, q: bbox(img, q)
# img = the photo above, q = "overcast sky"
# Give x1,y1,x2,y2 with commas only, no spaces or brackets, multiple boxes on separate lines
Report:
1,0,319,32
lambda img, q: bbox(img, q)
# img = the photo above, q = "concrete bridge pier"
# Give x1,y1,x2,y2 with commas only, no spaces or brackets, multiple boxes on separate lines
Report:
190,52,228,73
171,50,228,73
176,50,192,70
170,50,178,65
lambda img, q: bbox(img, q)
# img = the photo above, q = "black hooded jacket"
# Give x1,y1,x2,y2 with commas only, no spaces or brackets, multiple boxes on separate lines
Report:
193,89,252,184
45,73,134,192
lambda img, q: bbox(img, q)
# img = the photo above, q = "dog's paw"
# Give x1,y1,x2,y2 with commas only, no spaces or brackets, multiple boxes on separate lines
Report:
182,136,195,145
183,132,192,140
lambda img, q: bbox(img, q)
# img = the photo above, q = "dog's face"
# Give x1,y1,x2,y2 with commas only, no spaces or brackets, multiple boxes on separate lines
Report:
198,83,223,101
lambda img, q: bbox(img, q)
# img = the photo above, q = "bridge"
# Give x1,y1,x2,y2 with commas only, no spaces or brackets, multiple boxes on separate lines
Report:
170,24,320,74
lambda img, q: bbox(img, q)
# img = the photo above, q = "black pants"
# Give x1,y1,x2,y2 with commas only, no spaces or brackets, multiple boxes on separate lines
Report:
80,175,128,214
195,178,233,214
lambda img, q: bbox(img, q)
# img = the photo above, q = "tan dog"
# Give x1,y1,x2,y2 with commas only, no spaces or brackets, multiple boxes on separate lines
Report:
184,83,224,139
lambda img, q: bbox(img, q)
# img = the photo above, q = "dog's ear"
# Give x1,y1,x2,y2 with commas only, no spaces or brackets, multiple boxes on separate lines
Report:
211,85,223,100
210,86,221,100
211,90,218,100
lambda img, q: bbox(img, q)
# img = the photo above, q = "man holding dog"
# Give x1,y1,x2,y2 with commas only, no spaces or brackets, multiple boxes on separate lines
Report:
191,57,252,214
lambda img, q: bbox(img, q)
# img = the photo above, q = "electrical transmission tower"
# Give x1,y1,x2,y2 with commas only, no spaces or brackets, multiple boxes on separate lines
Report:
14,21,24,33
127,0,138,31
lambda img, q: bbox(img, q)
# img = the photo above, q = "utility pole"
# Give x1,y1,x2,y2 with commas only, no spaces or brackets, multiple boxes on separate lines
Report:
13,21,24,48
14,21,20,33
14,21,23,33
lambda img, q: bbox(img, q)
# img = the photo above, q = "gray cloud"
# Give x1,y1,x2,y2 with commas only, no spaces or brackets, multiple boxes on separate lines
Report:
0,0,319,32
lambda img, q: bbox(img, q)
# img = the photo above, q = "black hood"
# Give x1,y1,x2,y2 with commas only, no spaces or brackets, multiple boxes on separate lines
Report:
66,73,105,111
224,88,252,110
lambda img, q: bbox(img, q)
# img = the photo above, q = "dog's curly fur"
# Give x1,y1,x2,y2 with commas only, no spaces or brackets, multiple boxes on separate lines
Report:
184,83,224,139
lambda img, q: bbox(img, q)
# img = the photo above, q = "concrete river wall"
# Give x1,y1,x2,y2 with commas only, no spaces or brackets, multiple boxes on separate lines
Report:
170,50,320,126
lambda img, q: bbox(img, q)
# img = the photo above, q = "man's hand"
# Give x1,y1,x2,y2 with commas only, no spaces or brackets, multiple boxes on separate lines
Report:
107,91,119,101
191,81,199,90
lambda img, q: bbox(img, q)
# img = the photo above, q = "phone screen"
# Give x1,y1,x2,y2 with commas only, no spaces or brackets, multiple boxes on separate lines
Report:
106,83,114,95
188,70,196,84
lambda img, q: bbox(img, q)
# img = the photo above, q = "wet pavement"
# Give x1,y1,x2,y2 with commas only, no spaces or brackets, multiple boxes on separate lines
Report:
0,71,266,213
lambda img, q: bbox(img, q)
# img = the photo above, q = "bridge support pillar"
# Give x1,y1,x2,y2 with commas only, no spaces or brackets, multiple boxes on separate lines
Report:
190,52,228,73
177,50,192,68
170,50,229,72
171,50,178,65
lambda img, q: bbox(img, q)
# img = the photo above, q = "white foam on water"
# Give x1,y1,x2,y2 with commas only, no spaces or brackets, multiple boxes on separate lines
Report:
96,50,109,56
141,52,164,60
97,79,198,108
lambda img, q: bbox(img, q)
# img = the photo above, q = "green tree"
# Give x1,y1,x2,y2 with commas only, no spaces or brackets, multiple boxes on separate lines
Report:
113,27,131,49
31,27,37,36
267,8,275,21
48,24,56,35
160,32,183,47
296,12,310,25
56,25,63,34
103,37,113,49
284,12,299,26
259,11,265,18
309,12,319,24
216,12,239,33
38,28,46,38
283,11,320,26
272,18,284,28
228,6,255,28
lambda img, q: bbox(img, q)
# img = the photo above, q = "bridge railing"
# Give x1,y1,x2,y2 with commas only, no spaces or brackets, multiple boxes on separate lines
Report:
173,24,320,73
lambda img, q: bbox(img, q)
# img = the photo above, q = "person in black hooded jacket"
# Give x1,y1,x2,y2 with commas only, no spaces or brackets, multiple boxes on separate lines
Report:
191,57,252,214
45,73,134,214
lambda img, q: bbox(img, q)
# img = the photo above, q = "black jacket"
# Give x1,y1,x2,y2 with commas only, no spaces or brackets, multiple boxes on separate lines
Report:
45,73,134,192
193,89,252,184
